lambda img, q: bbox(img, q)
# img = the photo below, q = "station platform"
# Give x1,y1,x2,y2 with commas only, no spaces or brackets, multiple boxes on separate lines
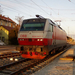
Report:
32,45,75,75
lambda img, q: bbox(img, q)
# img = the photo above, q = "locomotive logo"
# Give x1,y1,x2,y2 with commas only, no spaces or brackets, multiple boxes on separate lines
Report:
20,34,27,37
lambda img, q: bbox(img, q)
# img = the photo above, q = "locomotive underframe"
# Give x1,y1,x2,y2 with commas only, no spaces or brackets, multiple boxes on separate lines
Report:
16,43,67,56
16,45,48,56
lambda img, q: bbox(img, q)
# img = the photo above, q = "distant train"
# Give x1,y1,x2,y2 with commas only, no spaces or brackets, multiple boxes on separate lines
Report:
16,15,67,59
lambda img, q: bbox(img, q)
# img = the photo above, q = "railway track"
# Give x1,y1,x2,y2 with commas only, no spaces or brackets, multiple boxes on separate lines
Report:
0,52,21,59
0,58,39,75
0,45,71,75
0,45,21,59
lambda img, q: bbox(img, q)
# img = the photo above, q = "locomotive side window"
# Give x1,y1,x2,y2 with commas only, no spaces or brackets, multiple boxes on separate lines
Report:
50,25,53,32
49,23,53,32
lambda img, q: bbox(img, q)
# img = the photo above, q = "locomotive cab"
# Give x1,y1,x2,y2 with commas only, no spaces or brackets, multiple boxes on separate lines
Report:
18,18,46,46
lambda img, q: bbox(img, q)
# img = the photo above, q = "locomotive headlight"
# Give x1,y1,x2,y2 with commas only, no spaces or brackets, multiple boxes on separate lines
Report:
40,39,43,41
37,39,40,41
37,39,43,41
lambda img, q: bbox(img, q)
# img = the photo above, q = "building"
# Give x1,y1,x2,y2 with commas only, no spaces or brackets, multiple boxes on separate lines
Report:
0,14,20,44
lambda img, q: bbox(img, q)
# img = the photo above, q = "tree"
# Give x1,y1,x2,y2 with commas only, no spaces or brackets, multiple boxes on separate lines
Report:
15,15,24,25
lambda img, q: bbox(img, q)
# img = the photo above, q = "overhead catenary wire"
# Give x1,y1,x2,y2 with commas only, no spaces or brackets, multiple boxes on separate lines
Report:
7,0,55,18
68,0,75,6
0,3,31,16
0,0,37,18
30,0,52,17
10,0,44,14
13,0,36,14
41,0,58,15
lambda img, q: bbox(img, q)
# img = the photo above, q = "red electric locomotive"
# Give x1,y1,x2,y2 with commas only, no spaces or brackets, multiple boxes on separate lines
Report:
17,15,67,59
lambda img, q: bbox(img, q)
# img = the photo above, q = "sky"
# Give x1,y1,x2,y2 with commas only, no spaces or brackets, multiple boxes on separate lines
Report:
0,0,75,39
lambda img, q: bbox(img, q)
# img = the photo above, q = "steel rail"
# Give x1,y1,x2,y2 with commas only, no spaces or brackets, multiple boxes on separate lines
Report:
0,58,29,70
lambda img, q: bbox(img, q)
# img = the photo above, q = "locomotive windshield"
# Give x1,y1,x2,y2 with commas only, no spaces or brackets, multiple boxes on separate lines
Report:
20,19,46,31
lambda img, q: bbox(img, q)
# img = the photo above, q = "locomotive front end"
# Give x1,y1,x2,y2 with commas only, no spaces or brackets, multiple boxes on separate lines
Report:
17,18,47,59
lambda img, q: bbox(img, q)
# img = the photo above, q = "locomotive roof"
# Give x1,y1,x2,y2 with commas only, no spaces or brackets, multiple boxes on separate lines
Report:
24,17,53,20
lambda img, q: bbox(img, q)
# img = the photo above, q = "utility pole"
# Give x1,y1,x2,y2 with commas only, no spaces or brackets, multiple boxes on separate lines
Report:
68,27,69,36
0,5,3,14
